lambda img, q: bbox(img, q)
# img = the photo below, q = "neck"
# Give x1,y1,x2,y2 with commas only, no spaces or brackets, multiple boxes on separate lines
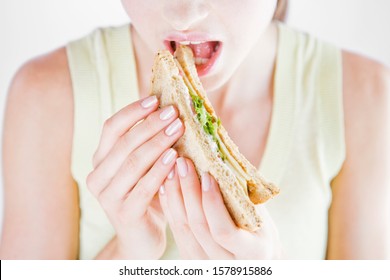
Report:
208,22,278,112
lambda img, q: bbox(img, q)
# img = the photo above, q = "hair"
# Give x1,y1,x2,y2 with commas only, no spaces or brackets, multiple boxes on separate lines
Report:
274,0,288,21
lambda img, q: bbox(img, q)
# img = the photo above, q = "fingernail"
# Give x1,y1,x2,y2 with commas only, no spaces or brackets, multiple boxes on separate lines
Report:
162,148,177,165
202,172,211,192
168,168,175,180
165,119,182,136
159,106,175,121
159,185,165,195
141,95,158,108
176,157,188,178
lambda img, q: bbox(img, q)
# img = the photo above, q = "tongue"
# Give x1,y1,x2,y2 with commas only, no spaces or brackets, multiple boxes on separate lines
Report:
189,42,217,59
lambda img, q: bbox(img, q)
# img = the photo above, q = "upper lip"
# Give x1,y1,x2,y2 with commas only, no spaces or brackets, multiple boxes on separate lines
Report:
164,31,220,43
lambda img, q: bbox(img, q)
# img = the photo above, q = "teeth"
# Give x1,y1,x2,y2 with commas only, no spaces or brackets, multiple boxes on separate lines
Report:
194,57,210,65
178,41,205,45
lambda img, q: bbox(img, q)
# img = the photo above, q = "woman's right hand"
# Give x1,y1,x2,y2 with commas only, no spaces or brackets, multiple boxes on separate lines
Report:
86,95,184,259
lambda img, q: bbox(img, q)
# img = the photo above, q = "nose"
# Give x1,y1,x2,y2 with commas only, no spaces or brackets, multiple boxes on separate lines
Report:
163,0,209,31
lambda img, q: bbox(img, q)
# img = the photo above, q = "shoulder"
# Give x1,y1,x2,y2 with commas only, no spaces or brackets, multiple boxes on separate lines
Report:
8,47,72,106
342,51,389,149
342,51,390,100
5,47,74,162
7,47,73,127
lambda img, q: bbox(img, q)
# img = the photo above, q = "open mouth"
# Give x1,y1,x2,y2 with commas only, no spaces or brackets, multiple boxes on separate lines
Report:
164,40,222,76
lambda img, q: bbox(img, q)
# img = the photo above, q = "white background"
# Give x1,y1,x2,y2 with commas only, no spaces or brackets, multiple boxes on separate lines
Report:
1,0,390,233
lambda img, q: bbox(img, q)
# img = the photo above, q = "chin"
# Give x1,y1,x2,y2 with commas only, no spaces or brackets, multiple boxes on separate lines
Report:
199,75,223,94
200,66,235,95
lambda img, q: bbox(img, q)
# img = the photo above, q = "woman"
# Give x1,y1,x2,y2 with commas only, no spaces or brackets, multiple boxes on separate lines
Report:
1,0,389,259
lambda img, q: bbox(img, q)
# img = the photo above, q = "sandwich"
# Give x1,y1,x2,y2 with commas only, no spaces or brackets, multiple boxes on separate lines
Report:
150,45,279,232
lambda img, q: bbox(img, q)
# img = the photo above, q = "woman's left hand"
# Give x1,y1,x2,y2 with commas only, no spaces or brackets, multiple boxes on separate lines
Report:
159,157,285,260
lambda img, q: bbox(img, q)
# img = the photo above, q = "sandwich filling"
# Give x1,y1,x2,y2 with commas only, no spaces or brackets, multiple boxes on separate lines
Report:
175,60,250,195
170,41,220,66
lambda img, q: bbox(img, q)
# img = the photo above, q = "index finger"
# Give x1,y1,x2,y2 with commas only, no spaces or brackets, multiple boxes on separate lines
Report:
93,95,159,167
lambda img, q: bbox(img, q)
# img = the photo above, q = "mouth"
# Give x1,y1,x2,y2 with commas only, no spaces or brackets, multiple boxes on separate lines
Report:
164,40,222,76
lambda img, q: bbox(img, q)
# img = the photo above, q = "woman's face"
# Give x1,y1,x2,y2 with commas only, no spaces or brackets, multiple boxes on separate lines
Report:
122,0,277,92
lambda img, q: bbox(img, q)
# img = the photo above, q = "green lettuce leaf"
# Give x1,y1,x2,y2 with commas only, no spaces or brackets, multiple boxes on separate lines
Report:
191,94,225,160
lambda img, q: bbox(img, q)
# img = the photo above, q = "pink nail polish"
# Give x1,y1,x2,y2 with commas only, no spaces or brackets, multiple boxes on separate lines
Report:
159,185,165,195
159,106,175,120
141,96,158,108
165,119,183,136
176,158,188,178
168,168,175,180
162,149,177,165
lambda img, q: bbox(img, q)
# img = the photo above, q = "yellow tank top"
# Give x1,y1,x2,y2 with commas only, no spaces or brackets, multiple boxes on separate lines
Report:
66,23,345,260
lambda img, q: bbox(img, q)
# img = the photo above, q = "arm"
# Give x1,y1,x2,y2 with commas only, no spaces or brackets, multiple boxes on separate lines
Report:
327,52,390,259
0,48,79,259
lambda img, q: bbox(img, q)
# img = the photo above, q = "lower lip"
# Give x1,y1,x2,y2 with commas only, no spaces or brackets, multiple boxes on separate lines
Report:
164,41,223,77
